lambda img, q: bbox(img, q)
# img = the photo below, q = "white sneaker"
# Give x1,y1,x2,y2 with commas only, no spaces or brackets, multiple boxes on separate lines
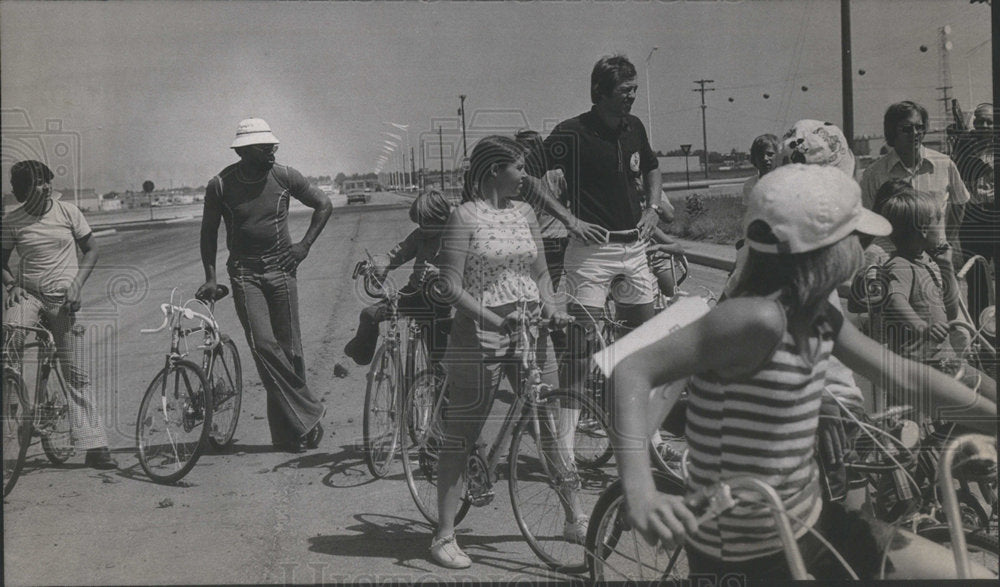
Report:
430,534,472,569
563,516,588,544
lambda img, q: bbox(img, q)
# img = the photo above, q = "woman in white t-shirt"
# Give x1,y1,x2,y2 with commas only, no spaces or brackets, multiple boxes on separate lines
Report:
2,160,117,469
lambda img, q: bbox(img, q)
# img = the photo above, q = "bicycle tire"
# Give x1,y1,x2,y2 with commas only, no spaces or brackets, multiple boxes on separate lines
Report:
587,471,690,582
508,388,616,573
916,525,999,577
578,320,615,468
401,375,470,526
39,379,73,465
3,369,32,497
207,336,243,450
136,359,213,484
363,345,400,479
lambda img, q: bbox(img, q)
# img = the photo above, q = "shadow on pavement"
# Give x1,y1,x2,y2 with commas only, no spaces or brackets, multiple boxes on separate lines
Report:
306,513,572,580
265,442,379,489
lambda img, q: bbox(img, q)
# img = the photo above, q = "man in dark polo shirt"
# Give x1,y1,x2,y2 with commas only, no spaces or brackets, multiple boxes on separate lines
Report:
198,118,333,452
544,55,667,463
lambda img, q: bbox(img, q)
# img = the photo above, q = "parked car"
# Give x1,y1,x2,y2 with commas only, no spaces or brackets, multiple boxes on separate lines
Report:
346,189,368,205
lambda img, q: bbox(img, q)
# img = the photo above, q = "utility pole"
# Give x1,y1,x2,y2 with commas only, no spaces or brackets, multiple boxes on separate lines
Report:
459,95,468,162
439,126,445,189
693,79,715,180
841,0,854,151
411,146,416,191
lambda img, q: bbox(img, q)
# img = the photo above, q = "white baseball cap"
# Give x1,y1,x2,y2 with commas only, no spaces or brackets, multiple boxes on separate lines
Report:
230,118,280,149
744,164,890,254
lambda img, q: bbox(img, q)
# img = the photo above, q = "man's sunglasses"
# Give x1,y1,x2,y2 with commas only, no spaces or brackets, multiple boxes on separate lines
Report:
251,144,279,154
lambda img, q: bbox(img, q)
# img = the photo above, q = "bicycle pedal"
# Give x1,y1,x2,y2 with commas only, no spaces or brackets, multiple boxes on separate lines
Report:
463,489,495,507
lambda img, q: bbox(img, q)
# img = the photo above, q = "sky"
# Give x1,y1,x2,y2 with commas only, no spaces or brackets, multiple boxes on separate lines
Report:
1,0,993,195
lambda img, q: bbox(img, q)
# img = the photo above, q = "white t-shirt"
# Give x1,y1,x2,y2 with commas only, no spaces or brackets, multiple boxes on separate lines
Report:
2,200,91,298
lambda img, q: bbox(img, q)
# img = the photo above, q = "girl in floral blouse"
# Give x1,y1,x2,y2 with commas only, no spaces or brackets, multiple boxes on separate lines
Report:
428,135,578,569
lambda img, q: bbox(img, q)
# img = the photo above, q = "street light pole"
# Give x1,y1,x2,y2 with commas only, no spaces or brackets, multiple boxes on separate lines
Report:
459,95,468,162
387,122,412,189
645,47,659,151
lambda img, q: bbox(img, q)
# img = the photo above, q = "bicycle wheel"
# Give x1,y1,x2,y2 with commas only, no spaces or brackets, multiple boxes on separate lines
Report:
508,388,615,573
363,345,400,478
401,376,470,526
3,370,31,496
917,525,999,577
207,336,243,450
39,380,73,465
587,472,690,581
136,359,213,484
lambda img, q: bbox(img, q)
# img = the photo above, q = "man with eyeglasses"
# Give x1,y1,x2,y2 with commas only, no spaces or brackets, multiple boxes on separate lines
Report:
198,118,333,452
860,101,970,259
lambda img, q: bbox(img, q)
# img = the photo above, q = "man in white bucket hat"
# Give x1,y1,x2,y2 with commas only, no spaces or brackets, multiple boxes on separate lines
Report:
198,118,332,452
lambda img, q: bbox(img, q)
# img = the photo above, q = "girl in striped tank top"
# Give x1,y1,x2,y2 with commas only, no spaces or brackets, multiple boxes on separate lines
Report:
609,165,997,580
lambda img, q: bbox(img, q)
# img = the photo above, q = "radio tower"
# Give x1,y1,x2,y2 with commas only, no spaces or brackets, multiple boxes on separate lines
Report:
936,25,954,154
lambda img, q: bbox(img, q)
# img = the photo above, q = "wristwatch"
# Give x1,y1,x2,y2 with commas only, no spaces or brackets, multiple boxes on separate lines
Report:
647,203,661,214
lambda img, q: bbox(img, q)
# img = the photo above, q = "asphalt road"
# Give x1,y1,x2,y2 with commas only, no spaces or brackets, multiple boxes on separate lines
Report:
2,203,729,585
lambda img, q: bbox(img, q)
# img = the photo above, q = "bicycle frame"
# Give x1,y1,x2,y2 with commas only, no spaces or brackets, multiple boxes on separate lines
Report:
937,434,998,579
467,305,555,499
3,324,69,424
141,296,222,368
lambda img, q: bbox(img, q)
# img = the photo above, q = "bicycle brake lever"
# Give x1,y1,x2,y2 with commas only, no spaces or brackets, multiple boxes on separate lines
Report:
688,483,737,526
352,260,367,280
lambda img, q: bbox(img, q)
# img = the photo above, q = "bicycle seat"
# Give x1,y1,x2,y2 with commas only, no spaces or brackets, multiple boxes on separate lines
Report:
196,284,230,302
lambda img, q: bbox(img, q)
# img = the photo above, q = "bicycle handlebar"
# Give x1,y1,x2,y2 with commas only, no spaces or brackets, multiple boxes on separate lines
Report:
685,476,810,580
956,255,988,281
140,302,218,339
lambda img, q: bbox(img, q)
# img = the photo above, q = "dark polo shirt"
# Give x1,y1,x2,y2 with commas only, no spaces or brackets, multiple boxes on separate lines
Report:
543,107,658,232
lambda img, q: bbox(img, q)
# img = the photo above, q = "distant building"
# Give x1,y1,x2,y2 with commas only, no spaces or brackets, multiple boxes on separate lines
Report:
656,156,701,174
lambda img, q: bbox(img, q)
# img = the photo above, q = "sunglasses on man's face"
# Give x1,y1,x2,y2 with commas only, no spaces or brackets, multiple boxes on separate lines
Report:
251,144,279,154
896,124,926,135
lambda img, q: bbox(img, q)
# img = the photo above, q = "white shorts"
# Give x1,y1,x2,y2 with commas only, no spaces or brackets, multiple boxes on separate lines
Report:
562,239,657,308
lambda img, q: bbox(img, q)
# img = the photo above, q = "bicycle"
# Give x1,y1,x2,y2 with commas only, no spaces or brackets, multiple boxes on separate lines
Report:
586,473,855,581
3,319,77,496
401,302,614,573
351,257,437,478
822,390,998,575
135,286,243,484
579,251,714,477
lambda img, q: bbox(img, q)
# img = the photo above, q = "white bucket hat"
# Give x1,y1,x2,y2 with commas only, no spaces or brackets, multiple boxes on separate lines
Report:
778,119,855,178
744,164,890,254
230,118,280,149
